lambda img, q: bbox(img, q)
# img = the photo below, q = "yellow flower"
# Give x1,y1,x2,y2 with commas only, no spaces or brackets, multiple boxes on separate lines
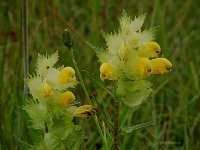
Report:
138,42,161,58
74,105,97,118
40,83,53,99
27,75,54,100
46,67,77,91
150,58,172,74
58,91,75,105
59,67,76,84
133,57,152,76
100,63,118,81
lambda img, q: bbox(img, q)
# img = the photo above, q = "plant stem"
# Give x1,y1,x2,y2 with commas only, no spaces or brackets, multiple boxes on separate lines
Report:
70,48,91,104
94,116,109,150
114,101,119,150
69,48,109,150
23,0,29,101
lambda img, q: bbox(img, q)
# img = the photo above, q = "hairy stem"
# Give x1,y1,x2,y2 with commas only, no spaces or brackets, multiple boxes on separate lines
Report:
114,101,119,150
44,122,48,133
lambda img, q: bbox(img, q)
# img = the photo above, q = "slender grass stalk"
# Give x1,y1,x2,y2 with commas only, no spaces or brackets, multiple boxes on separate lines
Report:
21,0,29,147
114,101,119,150
23,0,28,100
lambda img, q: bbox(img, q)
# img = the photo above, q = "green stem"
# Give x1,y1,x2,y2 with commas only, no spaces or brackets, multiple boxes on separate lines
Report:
70,48,91,104
69,48,109,150
94,116,109,150
114,101,119,150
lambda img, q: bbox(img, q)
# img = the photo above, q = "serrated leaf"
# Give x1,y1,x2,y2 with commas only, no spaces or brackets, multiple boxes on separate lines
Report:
116,79,153,107
130,13,146,32
137,27,156,46
44,133,65,150
117,79,152,95
123,88,153,107
64,125,85,150
24,100,52,130
86,41,106,55
49,118,74,140
121,122,155,134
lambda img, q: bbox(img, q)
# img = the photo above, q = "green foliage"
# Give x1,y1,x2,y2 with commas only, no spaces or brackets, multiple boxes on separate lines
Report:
117,79,153,107
24,100,52,130
121,122,155,133
44,133,65,150
1,0,200,150
49,117,74,140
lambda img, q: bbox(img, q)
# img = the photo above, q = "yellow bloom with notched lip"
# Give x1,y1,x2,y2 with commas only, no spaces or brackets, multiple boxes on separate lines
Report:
59,67,76,84
138,42,161,58
151,58,172,74
46,67,77,91
100,63,118,81
57,91,75,105
74,105,97,118
133,57,152,76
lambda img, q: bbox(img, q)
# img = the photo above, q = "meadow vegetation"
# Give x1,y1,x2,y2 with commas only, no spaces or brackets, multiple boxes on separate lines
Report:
0,0,200,149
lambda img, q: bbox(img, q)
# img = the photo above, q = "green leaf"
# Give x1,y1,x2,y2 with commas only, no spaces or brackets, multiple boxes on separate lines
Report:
33,139,46,150
86,41,105,56
45,98,66,117
49,117,74,140
117,79,152,95
116,79,153,107
44,133,65,150
64,125,86,150
24,100,52,130
123,88,153,107
121,122,155,134
86,41,113,63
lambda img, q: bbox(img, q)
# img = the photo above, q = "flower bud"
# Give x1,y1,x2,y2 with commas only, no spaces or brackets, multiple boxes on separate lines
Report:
63,28,73,49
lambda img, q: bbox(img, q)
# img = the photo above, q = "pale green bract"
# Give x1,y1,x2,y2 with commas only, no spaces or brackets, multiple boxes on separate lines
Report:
117,79,153,107
36,51,59,77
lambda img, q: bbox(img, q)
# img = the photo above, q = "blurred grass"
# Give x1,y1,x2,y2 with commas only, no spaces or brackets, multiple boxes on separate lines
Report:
0,0,200,149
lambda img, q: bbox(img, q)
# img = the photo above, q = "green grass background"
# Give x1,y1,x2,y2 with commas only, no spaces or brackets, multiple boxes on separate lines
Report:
0,0,200,149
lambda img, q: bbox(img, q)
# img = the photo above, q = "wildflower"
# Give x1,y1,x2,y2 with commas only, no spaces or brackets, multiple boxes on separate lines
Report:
57,91,75,105
40,83,53,99
46,67,77,91
89,11,173,107
100,63,118,81
27,75,52,100
59,67,76,84
138,42,162,58
150,58,172,74
36,51,58,77
132,57,152,76
74,105,97,118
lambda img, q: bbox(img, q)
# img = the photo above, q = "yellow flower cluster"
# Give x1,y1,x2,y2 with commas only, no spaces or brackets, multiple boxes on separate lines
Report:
90,11,173,107
27,51,95,117
97,12,172,81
